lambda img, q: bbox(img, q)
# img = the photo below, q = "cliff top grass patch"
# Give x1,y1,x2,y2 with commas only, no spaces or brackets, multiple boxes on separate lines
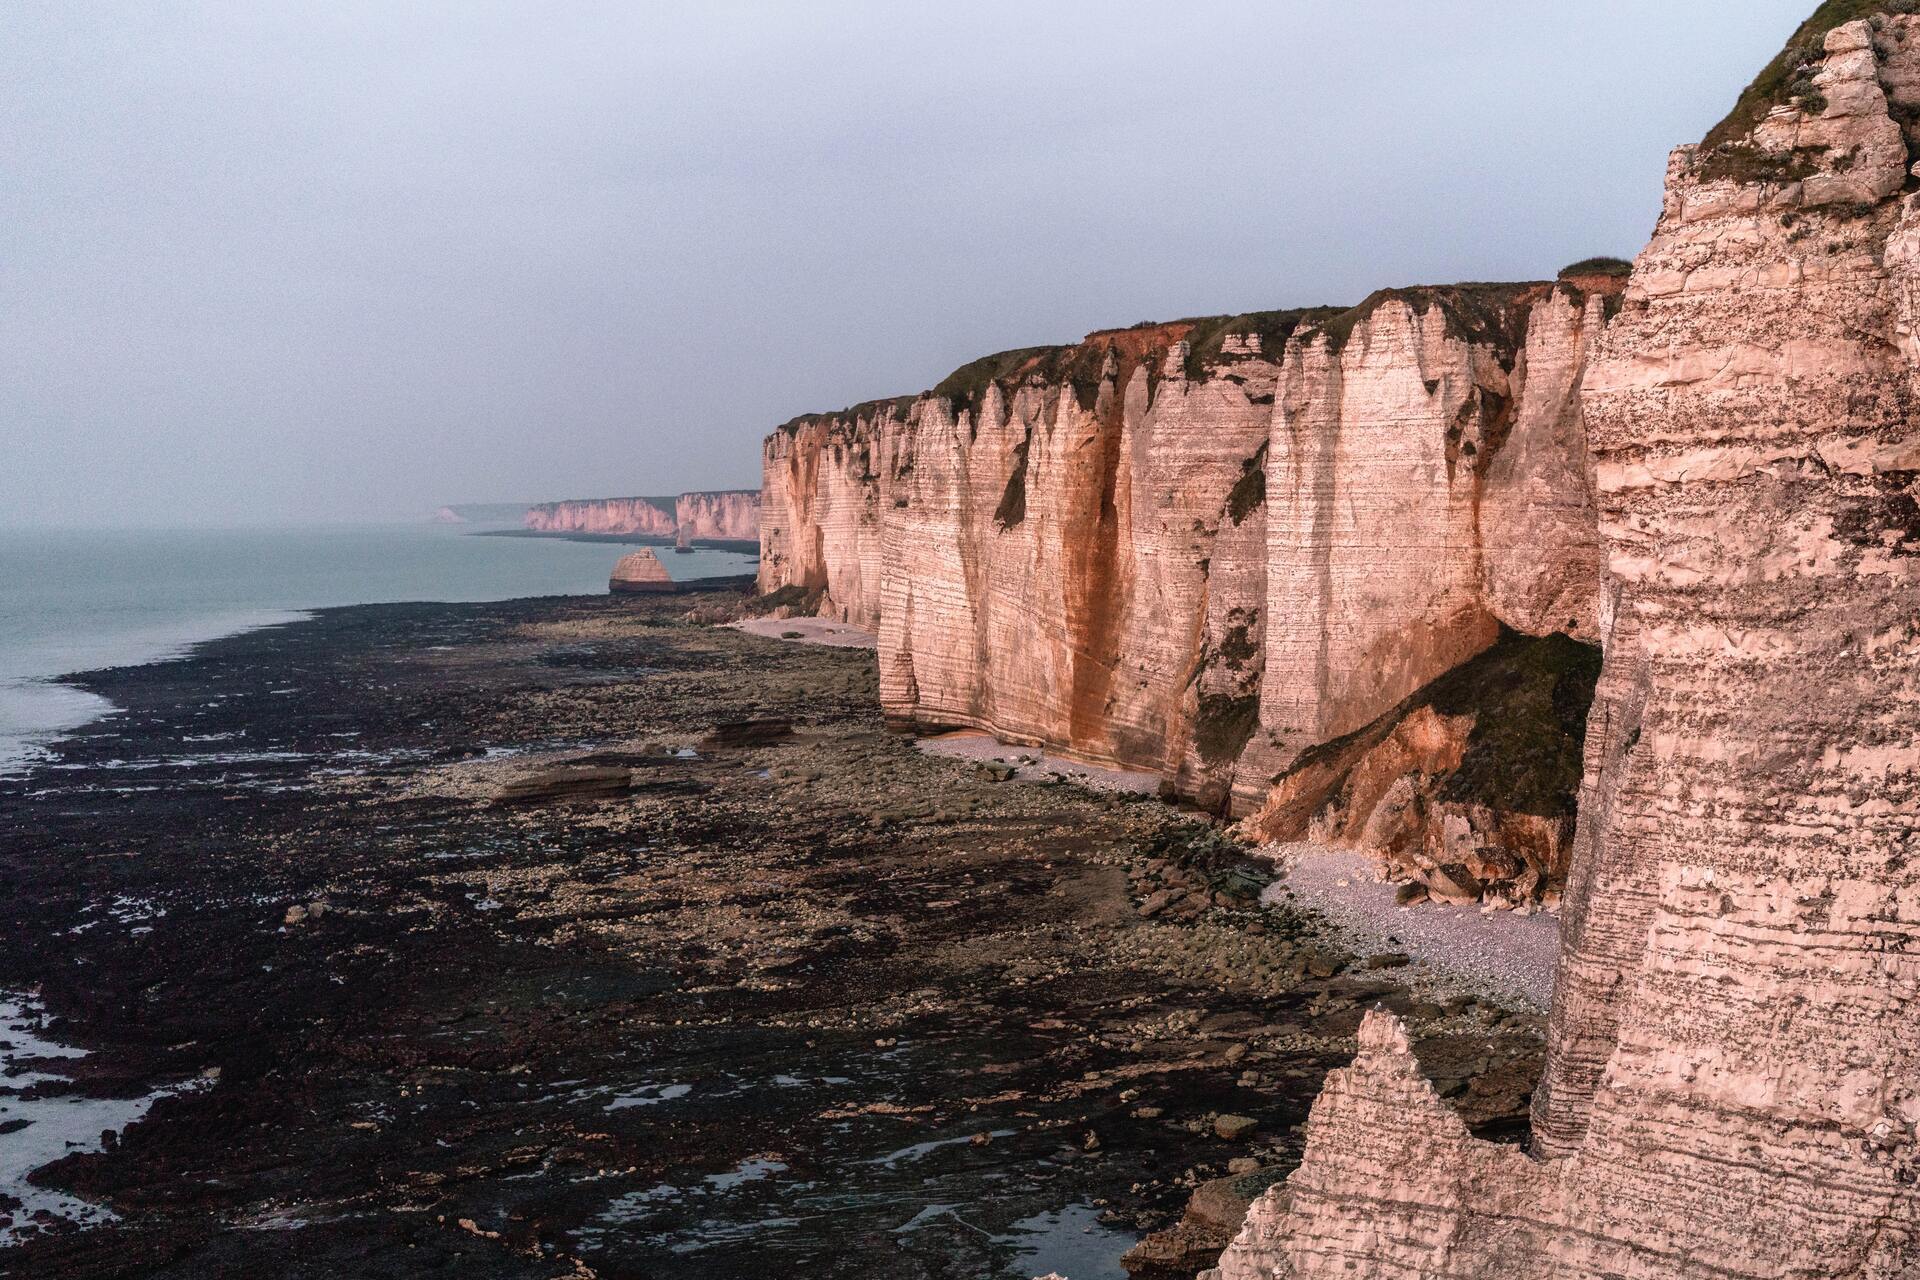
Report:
780,280,1576,433
777,395,919,435
1176,308,1339,381
1302,282,1547,365
1557,257,1632,279
1699,0,1893,154
932,323,1207,417
930,345,1066,418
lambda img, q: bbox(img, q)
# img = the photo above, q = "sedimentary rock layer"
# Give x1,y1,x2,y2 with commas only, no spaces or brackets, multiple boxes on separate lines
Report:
526,495,678,536
526,490,760,542
1208,14,1920,1278
674,489,760,543
759,285,1616,900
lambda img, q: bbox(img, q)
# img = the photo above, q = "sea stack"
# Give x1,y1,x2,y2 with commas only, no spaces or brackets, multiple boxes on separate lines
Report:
609,548,674,594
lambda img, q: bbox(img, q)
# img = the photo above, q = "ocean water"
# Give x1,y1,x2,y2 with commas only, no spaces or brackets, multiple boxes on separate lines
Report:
0,523,756,775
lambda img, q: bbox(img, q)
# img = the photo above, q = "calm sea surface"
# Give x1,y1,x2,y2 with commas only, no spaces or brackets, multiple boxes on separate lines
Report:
0,523,756,775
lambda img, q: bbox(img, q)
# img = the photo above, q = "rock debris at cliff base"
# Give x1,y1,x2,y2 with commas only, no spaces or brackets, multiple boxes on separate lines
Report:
0,591,1543,1279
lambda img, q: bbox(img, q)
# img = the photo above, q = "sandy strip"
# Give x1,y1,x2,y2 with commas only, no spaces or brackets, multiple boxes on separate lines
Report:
724,617,878,649
1260,843,1561,1009
914,730,1162,795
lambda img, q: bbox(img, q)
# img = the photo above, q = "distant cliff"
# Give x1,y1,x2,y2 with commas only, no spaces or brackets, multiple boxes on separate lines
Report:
673,489,760,543
760,279,1620,906
526,495,678,536
525,490,759,544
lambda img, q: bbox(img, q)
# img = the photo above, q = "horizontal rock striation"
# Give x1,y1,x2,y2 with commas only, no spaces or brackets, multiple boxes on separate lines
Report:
1208,13,1920,1279
526,490,760,543
526,495,678,536
759,286,1618,901
674,489,760,544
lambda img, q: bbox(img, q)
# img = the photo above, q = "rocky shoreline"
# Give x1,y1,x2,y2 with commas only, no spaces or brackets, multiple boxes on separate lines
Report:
0,587,1541,1279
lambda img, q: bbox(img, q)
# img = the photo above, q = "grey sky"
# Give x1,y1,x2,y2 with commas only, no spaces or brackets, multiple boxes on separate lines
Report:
4,1,1814,527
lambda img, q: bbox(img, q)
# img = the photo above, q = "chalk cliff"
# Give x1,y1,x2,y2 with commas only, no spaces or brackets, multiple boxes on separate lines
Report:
674,489,761,544
526,495,678,537
1207,12,1920,1278
759,286,1617,902
526,490,760,543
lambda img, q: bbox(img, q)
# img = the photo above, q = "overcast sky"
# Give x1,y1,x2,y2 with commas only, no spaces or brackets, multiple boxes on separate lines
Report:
4,1,1817,527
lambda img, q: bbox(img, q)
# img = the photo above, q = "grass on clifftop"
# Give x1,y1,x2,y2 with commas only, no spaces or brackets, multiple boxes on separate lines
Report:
1558,257,1633,279
1177,309,1337,381
1699,0,1895,154
932,346,1068,418
777,281,1577,431
777,395,919,435
1302,283,1543,364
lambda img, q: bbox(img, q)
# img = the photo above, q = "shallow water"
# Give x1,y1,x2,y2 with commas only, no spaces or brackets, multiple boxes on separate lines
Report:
0,993,207,1245
0,522,756,774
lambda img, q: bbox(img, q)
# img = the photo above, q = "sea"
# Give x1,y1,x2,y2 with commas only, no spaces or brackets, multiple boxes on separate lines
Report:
0,522,757,776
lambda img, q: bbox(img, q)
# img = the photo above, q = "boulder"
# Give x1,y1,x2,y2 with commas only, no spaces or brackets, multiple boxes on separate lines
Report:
699,719,795,748
609,548,675,594
1124,1165,1290,1277
492,766,634,805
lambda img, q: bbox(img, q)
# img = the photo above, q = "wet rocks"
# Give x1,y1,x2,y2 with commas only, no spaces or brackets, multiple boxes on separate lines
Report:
1127,828,1272,924
699,718,794,749
1122,1164,1290,1277
1212,1114,1258,1141
0,587,1559,1278
282,901,330,926
491,764,635,805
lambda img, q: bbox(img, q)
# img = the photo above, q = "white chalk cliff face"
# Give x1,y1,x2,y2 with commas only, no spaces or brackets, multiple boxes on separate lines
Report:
674,490,760,542
759,399,914,627
525,491,760,542
526,496,678,536
759,291,1615,901
1207,14,1920,1279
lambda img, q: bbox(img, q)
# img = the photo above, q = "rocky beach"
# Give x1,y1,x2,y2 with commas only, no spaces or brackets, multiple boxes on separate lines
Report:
0,585,1543,1279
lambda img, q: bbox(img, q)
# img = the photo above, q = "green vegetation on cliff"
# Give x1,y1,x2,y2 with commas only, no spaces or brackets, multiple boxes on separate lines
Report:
993,427,1033,530
776,280,1585,433
1226,442,1268,526
1699,0,1898,154
1195,692,1261,764
1428,631,1603,818
1302,282,1545,366
1177,309,1335,381
1558,257,1632,279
